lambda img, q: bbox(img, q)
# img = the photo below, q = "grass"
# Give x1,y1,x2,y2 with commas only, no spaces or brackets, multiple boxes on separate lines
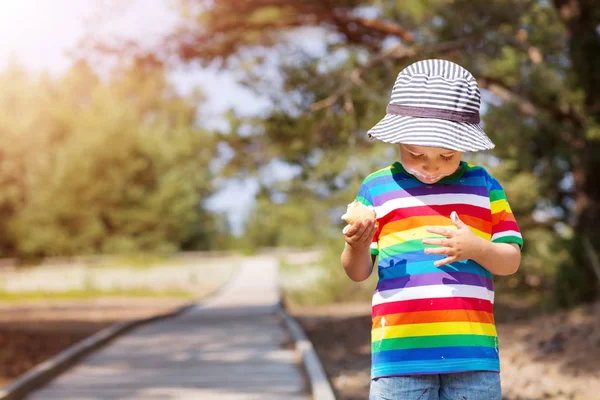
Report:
278,259,298,273
0,254,240,303
280,244,559,319
283,274,376,306
0,288,197,302
280,239,378,306
104,253,183,269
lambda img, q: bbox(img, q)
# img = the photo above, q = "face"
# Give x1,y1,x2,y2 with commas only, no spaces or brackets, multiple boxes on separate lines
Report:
399,144,462,184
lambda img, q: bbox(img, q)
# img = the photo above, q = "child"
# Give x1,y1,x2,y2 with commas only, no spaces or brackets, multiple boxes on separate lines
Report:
341,59,523,400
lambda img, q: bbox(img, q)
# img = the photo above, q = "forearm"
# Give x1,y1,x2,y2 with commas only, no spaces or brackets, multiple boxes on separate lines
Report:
472,240,521,276
341,245,374,282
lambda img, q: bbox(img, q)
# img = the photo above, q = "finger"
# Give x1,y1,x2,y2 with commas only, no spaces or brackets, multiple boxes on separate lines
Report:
359,219,376,239
344,220,363,237
370,221,379,237
426,227,454,237
424,247,453,255
422,238,450,247
358,230,375,245
450,211,467,229
342,224,352,234
352,220,368,238
434,256,456,267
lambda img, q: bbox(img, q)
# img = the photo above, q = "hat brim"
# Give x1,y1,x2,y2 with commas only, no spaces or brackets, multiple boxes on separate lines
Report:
367,114,495,152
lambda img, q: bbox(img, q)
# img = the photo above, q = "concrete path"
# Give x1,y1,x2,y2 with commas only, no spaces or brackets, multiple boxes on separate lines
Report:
28,256,309,400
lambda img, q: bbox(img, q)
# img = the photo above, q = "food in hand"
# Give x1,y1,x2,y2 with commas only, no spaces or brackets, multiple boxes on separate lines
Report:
341,201,376,224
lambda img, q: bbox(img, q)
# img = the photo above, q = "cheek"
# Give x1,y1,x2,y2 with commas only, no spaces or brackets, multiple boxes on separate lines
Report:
401,157,419,170
400,157,426,174
444,159,461,173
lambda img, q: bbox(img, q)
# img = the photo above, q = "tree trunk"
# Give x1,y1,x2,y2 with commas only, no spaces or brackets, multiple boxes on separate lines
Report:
552,0,600,303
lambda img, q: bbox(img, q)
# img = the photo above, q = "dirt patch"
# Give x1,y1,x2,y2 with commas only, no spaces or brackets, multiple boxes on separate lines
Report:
0,298,189,386
288,300,600,400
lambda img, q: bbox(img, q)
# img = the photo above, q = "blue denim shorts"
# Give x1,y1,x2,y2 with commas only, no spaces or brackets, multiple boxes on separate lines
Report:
369,371,501,400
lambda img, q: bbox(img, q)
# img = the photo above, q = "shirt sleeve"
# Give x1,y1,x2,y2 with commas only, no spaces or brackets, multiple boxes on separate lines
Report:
355,183,380,256
488,176,523,248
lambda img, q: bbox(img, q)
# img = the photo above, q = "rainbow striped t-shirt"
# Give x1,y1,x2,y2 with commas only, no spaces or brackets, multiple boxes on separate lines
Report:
355,161,523,378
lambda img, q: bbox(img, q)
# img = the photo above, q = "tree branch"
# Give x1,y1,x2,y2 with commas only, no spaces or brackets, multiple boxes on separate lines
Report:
172,1,418,61
477,76,583,126
335,13,415,44
311,37,473,111
317,0,414,44
477,77,538,117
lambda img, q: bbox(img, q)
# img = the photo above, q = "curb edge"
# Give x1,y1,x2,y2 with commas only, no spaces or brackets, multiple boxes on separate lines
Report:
280,306,337,400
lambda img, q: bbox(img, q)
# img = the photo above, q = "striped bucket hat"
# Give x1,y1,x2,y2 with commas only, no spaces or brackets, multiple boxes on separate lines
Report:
367,59,495,152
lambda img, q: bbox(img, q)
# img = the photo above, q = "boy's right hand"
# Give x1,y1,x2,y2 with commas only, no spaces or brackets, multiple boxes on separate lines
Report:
343,219,378,249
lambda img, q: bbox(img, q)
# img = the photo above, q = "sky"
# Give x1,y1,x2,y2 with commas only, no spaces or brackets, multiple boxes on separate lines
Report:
0,0,273,121
0,0,271,234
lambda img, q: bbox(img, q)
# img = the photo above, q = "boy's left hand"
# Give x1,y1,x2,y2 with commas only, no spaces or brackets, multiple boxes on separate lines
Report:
422,211,483,267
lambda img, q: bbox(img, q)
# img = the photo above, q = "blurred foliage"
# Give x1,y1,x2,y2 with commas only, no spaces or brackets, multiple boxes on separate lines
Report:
306,236,379,305
0,61,221,259
281,235,378,305
154,0,600,306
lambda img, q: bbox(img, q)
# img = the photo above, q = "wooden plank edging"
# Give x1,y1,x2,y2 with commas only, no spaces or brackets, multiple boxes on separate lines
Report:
280,309,337,400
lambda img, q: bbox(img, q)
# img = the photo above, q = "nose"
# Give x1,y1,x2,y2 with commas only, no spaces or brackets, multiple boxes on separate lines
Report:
423,163,439,173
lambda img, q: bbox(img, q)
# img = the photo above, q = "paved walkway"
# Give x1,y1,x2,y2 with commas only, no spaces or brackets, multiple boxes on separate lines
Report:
28,256,309,400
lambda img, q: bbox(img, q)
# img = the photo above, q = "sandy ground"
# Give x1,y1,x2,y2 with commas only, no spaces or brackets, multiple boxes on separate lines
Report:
289,299,600,400
2,298,598,399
